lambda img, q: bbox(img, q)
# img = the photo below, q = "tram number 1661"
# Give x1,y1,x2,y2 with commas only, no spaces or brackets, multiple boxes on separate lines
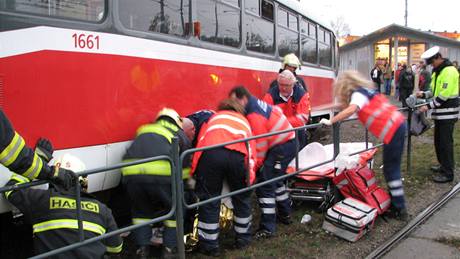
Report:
72,33,100,50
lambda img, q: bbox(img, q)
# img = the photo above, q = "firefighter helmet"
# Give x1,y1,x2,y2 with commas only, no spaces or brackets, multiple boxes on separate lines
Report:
54,154,88,192
156,108,183,129
282,53,301,69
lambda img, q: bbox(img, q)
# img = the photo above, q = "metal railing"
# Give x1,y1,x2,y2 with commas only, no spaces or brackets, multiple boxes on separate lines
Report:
0,98,448,258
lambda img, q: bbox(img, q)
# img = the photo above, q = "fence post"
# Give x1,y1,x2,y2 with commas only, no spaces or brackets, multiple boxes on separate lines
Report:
74,173,84,242
172,137,186,258
333,122,340,159
406,109,412,174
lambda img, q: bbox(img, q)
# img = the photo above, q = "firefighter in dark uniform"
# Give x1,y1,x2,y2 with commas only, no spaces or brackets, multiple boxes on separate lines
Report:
0,109,75,188
121,108,190,259
417,46,459,183
3,156,123,258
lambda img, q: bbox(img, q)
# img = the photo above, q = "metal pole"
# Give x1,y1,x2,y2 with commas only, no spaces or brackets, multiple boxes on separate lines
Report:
404,0,408,26
173,137,186,258
333,122,340,159
295,129,300,171
406,109,412,174
74,174,84,242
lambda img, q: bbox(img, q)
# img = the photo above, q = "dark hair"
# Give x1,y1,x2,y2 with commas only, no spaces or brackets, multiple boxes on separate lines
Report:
229,85,251,99
217,98,245,114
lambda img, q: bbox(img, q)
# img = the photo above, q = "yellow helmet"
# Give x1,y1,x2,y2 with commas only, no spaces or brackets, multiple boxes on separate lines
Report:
156,108,183,129
282,53,301,69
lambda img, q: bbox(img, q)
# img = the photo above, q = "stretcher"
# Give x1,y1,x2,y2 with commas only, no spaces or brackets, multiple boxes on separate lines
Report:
286,142,376,211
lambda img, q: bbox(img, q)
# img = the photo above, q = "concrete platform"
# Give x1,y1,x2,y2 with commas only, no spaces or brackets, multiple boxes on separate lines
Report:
383,194,460,259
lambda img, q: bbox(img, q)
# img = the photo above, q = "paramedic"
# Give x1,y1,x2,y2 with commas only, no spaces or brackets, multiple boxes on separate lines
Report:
191,99,256,256
264,70,311,148
320,71,408,220
182,109,215,147
230,86,296,238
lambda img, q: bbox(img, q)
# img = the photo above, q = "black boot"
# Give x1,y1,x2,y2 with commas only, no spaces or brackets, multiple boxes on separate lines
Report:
161,246,178,259
432,174,453,183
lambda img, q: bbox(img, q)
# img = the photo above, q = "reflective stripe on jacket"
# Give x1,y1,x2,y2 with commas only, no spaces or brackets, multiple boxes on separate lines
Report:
357,91,405,144
191,111,257,184
245,96,295,169
121,119,191,178
424,62,459,120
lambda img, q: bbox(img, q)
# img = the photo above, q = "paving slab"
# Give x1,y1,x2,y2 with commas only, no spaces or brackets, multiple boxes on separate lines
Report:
383,237,460,259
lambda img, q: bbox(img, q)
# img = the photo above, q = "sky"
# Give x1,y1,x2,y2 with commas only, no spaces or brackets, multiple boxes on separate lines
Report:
302,0,460,36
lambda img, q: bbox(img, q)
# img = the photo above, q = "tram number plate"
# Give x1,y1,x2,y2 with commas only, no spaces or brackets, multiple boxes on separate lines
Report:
72,33,100,50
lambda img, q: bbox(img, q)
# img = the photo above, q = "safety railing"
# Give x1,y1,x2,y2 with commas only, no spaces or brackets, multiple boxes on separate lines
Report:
0,97,453,258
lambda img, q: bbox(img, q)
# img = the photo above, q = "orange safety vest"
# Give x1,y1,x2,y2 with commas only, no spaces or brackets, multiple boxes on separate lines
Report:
191,111,257,184
358,93,405,144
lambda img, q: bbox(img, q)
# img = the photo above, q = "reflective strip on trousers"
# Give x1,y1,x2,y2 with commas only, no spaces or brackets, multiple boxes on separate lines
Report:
106,242,123,253
234,215,252,225
132,218,153,225
33,219,106,235
390,188,404,197
234,225,251,234
276,193,289,201
198,229,219,240
198,221,219,230
431,114,459,120
261,208,276,214
258,198,275,204
387,179,402,188
164,220,176,228
275,186,286,193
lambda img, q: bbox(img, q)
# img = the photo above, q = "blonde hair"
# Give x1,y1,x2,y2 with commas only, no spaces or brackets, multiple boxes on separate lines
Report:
334,71,375,106
217,98,246,114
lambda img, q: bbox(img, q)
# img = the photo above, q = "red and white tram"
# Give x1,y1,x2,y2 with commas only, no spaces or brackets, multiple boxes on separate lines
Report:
0,0,337,212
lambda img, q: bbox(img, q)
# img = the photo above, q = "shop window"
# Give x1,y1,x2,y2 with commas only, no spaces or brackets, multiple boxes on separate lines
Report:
1,0,105,21
119,0,190,37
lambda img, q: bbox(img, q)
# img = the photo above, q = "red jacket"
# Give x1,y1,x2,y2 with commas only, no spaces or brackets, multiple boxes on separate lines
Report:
356,88,405,144
245,96,295,169
263,84,311,127
191,111,257,184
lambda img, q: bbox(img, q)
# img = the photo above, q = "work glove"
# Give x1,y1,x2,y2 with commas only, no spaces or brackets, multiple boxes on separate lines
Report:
49,166,77,191
35,138,54,163
319,118,332,126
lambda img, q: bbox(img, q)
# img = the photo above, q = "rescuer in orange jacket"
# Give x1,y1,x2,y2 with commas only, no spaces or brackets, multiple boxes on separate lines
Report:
264,70,311,148
320,71,408,220
190,99,256,256
229,86,296,238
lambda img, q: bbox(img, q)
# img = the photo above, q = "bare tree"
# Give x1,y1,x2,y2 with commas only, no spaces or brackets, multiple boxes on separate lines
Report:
330,16,351,37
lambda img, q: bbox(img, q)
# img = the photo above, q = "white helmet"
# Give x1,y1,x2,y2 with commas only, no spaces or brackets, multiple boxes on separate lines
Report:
54,153,86,172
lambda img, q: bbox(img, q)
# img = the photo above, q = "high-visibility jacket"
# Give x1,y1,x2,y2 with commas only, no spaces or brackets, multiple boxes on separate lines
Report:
4,174,122,258
263,83,311,127
0,109,52,180
191,111,257,184
245,96,295,169
121,118,191,178
355,88,405,144
422,59,459,120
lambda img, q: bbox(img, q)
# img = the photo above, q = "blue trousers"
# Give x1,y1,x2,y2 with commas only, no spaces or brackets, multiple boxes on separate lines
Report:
256,140,295,233
383,122,407,210
195,148,252,250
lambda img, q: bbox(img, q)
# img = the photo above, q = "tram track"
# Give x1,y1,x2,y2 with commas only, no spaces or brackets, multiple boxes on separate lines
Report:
366,181,460,259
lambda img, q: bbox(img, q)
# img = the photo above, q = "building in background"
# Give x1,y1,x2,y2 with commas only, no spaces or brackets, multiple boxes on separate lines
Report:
339,24,460,76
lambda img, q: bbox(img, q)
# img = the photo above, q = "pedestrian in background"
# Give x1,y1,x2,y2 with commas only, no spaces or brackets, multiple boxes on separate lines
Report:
383,61,392,95
320,71,408,220
417,46,459,183
418,62,431,92
370,63,382,92
398,64,415,107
